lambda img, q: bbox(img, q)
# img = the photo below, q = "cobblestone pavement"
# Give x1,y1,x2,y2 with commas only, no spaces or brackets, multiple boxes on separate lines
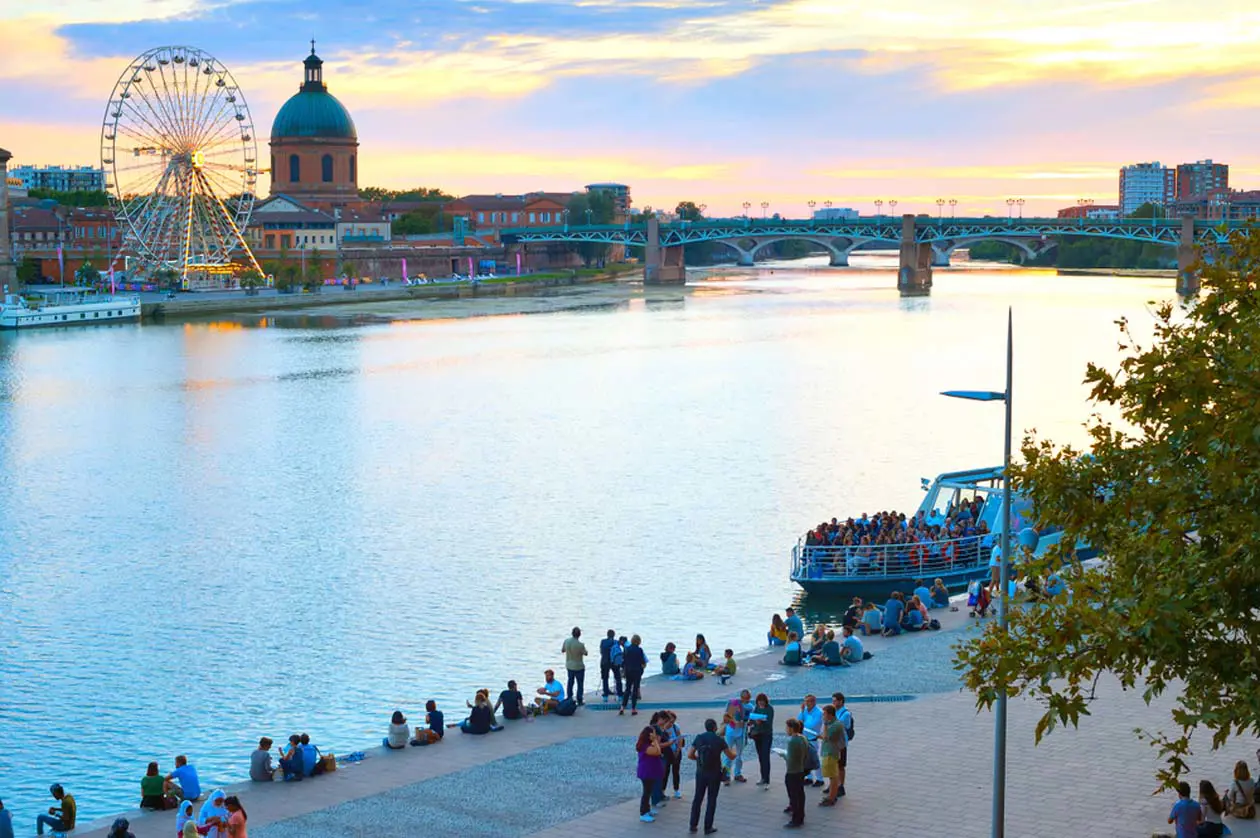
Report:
73,604,1260,838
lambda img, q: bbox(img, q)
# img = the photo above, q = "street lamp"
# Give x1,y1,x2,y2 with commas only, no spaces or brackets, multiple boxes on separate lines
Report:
888,199,898,216
743,201,752,228
585,208,593,225
1005,198,1015,219
949,198,958,218
874,199,884,218
760,201,769,219
936,198,945,219
941,308,1014,838
563,208,570,231
1016,198,1025,219
808,199,816,223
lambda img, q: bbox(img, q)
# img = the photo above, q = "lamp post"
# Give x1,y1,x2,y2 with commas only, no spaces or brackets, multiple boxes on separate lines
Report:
888,199,898,216
936,198,945,219
949,198,958,218
874,199,884,219
760,201,769,219
941,308,1014,838
808,199,816,224
585,208,593,225
1016,198,1025,219
743,201,751,228
1005,198,1015,219
563,208,570,231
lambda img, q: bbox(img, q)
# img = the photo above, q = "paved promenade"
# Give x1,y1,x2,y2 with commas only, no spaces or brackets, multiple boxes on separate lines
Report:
72,604,1260,838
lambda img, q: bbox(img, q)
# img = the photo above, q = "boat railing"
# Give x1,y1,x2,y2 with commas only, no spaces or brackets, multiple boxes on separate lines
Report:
790,535,990,581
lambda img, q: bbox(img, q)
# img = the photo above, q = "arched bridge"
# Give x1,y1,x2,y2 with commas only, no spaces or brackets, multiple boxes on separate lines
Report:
502,214,1240,295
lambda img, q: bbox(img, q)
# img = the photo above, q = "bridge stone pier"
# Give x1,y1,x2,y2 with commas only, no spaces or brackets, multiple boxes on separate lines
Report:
898,214,933,296
644,215,685,285
1176,216,1200,295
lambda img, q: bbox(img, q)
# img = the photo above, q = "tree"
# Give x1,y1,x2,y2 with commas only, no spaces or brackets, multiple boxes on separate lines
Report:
16,256,40,285
303,250,325,291
27,188,109,207
566,191,616,265
360,186,453,202
1129,202,1166,220
76,260,101,285
238,268,264,294
955,228,1260,787
675,201,705,221
153,267,180,290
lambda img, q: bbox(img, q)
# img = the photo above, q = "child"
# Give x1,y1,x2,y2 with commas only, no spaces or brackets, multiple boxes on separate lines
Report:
714,649,737,684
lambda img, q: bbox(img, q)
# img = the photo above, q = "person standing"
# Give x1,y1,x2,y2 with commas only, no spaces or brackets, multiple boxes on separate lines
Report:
687,718,737,835
36,783,75,836
748,693,775,787
720,698,748,785
0,798,13,838
562,626,588,706
818,705,847,806
831,692,853,798
782,719,808,828
224,796,248,838
635,726,665,824
621,634,648,716
796,694,824,787
599,629,624,701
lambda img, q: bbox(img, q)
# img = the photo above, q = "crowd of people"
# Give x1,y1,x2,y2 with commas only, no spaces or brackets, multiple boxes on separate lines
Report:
801,503,994,576
635,690,855,832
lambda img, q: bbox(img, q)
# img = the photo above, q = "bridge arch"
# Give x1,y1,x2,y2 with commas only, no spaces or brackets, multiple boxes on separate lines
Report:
943,236,1046,263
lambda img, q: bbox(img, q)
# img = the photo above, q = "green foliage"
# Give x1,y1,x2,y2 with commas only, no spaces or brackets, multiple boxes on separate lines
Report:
238,269,264,293
1130,202,1166,220
393,205,452,236
955,228,1260,787
968,241,1022,263
76,260,101,284
566,191,617,265
302,250,325,291
27,188,109,207
675,201,705,222
152,267,180,289
359,186,452,202
16,256,40,285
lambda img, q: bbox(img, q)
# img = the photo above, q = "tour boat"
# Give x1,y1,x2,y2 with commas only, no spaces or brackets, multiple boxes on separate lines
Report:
789,466,1096,601
0,288,142,329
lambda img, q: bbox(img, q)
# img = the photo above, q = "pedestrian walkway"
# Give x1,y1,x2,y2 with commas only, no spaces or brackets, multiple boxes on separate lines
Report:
70,606,1260,838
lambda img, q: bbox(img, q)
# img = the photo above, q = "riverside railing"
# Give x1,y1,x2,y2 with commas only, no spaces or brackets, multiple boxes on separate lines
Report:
790,536,990,581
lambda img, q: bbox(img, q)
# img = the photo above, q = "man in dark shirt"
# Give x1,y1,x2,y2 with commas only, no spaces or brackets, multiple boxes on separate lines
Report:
494,680,525,720
599,629,624,700
687,718,737,835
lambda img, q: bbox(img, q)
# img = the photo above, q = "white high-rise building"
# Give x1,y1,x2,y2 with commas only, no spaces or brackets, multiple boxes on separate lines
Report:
1118,162,1175,216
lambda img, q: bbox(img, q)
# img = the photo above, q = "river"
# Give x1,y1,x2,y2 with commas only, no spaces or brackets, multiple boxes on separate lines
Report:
0,255,1167,823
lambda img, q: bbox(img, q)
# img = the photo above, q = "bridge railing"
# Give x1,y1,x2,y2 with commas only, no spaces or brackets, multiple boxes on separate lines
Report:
789,536,988,582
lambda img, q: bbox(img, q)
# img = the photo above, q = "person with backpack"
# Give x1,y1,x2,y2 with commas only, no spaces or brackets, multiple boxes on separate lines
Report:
831,692,854,798
781,718,810,828
687,718,737,835
599,630,624,701
620,634,648,716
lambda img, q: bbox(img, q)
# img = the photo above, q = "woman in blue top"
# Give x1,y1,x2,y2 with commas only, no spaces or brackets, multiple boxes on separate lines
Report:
782,632,803,666
930,578,951,608
660,642,680,675
694,634,713,669
676,652,705,680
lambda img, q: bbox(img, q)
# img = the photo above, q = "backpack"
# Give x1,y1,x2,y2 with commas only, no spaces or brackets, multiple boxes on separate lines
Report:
839,708,855,742
555,698,578,716
696,734,723,773
611,643,624,667
803,738,821,773
928,618,941,631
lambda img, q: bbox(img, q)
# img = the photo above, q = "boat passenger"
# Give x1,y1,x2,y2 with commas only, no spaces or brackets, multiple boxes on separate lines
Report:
913,579,932,608
410,700,444,745
930,578,951,609
768,614,789,646
858,603,882,636
660,643,681,676
882,592,906,637
782,632,803,666
384,710,410,749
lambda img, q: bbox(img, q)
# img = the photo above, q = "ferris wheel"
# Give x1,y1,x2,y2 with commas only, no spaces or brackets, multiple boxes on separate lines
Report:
100,45,262,283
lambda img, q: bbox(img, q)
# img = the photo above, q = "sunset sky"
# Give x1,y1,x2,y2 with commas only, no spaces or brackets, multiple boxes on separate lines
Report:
4,0,1260,216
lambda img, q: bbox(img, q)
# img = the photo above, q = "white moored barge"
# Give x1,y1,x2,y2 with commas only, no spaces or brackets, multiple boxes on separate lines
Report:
1,288,142,329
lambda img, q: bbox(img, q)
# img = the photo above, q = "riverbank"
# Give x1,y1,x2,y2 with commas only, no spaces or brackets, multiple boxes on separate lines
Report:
68,599,1260,838
141,265,641,322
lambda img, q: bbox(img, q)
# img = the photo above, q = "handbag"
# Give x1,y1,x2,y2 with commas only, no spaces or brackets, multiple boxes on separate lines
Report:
319,753,338,773
1234,780,1256,818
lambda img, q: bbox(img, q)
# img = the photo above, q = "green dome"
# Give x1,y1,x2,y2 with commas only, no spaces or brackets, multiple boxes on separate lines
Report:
271,88,357,141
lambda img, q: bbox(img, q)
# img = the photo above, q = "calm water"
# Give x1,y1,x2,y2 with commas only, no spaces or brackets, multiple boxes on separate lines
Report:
0,256,1168,822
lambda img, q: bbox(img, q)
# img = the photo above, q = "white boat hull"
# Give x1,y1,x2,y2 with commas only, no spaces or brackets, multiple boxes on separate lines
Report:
0,299,142,329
